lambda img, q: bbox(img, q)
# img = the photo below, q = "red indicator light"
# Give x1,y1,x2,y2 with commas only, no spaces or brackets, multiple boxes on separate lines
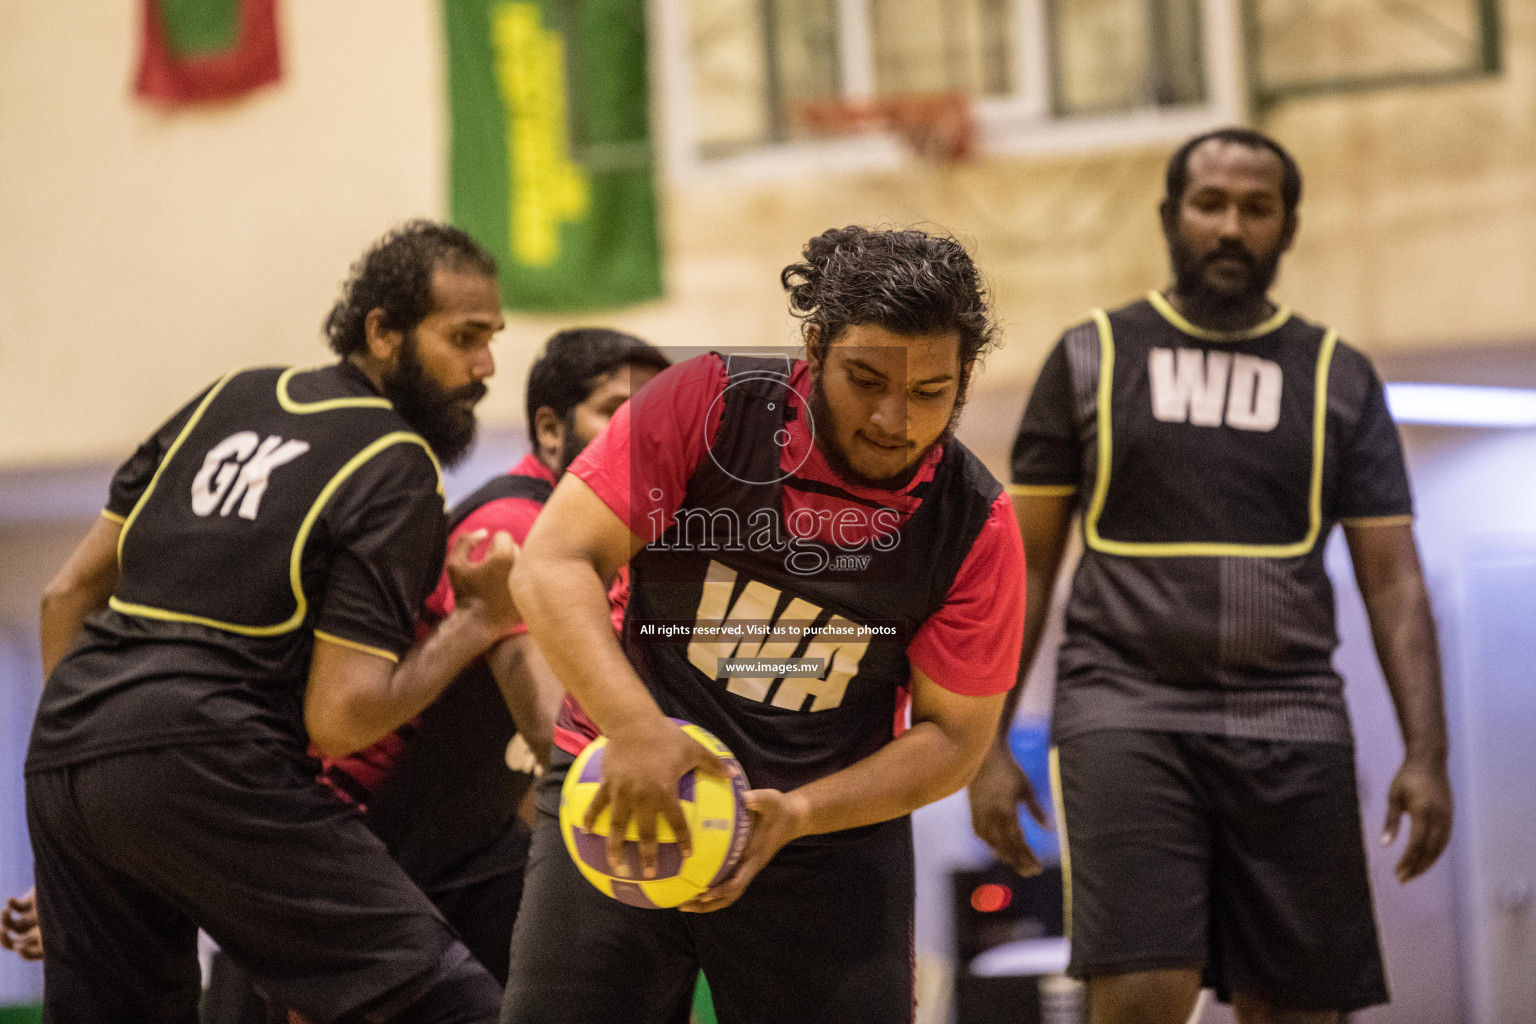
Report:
971,882,1012,913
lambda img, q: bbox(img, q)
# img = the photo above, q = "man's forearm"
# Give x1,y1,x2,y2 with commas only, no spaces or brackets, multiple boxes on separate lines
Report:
1347,524,1449,763
994,566,1058,739
1364,574,1448,762
789,714,998,838
39,517,123,679
381,609,507,731
991,493,1075,741
486,634,564,766
310,606,509,757
510,553,664,739
40,590,101,679
310,533,521,758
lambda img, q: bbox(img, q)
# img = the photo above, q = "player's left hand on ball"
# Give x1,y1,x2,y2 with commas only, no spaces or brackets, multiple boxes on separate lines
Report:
0,887,42,961
679,788,809,914
1382,756,1453,884
446,529,521,634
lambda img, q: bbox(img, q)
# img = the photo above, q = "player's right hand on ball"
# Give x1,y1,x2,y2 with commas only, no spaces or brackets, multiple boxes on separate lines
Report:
587,716,728,880
968,742,1048,878
446,529,521,635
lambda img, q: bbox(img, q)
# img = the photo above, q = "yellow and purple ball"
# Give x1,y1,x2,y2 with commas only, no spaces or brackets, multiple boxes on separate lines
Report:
559,721,751,909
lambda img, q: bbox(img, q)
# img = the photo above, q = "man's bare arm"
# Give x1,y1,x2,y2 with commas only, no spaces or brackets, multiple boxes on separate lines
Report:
792,670,1005,834
485,633,564,768
967,492,1075,875
305,532,519,757
509,476,725,878
1344,521,1453,883
40,517,122,678
686,668,1005,912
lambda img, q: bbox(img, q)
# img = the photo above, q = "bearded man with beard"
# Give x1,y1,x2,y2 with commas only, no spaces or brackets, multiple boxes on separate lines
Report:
23,221,518,1024
968,129,1453,1024
310,328,670,992
501,226,1026,1024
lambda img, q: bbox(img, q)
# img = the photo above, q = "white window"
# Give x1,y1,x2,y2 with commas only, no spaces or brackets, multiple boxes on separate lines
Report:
652,0,1248,177
1249,0,1500,105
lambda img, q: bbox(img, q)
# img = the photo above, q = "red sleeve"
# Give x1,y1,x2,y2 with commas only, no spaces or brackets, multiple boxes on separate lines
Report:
422,496,545,634
567,354,727,541
907,491,1025,696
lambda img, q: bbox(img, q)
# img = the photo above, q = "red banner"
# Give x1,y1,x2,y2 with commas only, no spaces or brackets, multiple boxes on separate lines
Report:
135,0,282,106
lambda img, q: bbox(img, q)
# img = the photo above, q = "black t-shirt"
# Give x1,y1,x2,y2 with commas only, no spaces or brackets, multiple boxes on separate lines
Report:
1012,293,1412,745
27,363,446,771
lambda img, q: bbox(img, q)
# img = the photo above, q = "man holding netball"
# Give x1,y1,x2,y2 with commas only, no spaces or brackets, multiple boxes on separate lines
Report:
504,226,1026,1024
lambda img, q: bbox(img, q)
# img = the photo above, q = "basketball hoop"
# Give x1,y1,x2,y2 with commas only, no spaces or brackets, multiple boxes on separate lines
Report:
793,91,977,163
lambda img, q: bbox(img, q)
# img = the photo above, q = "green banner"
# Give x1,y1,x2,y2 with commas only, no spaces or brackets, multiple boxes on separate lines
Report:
446,0,662,312
159,0,241,56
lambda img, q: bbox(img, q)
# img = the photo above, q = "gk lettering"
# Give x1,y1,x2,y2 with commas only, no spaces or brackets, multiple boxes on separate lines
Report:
1148,348,1283,432
191,432,310,520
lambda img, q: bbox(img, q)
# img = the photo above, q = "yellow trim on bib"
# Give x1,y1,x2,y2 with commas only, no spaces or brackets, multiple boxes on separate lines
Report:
1082,310,1338,559
1146,290,1292,342
1339,514,1414,528
277,366,393,414
1049,746,1071,940
100,509,126,525
111,431,442,636
314,629,401,663
1007,483,1078,498
117,369,244,565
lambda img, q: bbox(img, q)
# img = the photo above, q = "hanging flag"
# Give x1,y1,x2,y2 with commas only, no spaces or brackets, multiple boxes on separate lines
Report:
446,0,662,311
136,0,282,106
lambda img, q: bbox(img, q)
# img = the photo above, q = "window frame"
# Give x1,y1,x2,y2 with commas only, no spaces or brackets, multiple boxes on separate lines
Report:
649,0,1250,180
1242,0,1502,110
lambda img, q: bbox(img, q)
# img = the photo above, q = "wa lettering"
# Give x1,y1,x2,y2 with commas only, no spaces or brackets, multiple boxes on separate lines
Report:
1148,348,1282,432
685,561,869,712
191,431,310,520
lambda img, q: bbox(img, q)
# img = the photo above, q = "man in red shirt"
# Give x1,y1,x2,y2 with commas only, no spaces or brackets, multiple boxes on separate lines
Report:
504,226,1027,1024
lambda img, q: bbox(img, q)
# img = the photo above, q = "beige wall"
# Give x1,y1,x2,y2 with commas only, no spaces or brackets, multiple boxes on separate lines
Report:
2,0,1534,472
0,0,447,469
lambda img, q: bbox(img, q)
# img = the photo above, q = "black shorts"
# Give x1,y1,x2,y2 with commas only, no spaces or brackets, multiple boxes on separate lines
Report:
501,764,916,1024
26,740,499,1024
197,831,530,1023
425,847,529,990
1055,729,1388,1012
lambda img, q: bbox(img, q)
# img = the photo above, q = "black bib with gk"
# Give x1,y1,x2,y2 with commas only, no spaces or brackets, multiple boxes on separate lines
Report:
112,366,436,636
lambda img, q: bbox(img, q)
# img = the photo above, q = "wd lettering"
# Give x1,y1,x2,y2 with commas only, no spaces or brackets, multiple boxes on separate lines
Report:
191,431,310,520
1148,348,1282,432
685,561,870,711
